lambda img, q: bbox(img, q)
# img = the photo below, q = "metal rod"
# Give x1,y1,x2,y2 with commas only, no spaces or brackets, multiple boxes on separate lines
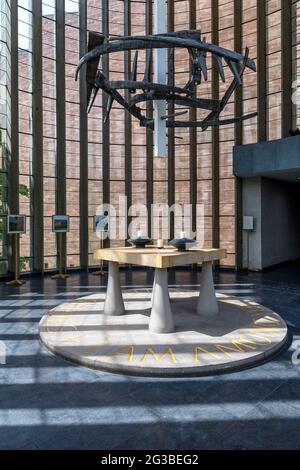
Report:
161,110,188,120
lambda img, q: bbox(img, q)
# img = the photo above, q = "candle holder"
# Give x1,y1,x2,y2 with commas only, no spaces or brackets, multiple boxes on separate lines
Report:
157,239,164,249
128,236,152,248
168,236,196,251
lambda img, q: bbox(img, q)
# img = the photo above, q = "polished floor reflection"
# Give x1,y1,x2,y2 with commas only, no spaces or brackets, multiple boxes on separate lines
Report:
0,263,299,450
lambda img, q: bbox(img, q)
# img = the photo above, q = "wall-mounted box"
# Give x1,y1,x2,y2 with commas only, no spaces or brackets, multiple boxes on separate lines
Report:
243,216,254,231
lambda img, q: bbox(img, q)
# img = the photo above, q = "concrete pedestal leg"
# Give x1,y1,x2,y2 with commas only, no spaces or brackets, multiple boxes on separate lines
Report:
197,261,219,316
151,271,169,307
149,268,174,333
151,270,156,307
104,261,125,316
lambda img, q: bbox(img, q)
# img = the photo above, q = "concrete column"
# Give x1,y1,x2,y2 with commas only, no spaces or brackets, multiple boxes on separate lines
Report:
242,177,262,271
153,0,167,158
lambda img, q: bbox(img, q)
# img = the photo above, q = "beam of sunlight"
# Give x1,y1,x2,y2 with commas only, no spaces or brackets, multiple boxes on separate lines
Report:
0,402,299,425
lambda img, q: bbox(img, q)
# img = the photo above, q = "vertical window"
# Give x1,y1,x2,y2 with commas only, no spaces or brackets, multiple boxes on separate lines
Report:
130,0,147,238
65,0,80,267
266,0,282,140
42,0,57,270
0,0,10,274
292,0,300,128
109,0,125,247
18,0,33,272
218,0,236,266
87,1,103,263
174,1,190,238
196,0,213,250
242,0,258,144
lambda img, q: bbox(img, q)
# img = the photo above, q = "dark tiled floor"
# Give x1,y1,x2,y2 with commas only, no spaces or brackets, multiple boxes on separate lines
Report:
0,263,300,450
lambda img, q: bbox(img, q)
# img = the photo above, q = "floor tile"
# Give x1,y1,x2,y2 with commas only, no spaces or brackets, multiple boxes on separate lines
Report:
0,265,299,449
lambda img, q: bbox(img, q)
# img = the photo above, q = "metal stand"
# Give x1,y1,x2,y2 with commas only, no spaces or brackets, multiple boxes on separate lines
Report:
93,231,106,276
51,232,69,280
6,234,26,286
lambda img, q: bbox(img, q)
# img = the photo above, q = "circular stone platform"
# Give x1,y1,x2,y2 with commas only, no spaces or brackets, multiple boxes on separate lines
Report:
39,290,288,377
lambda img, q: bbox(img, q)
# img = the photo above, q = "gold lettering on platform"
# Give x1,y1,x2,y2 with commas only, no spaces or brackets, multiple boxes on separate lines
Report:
106,346,135,362
141,347,177,364
214,338,259,358
231,336,258,350
247,330,273,345
194,346,221,363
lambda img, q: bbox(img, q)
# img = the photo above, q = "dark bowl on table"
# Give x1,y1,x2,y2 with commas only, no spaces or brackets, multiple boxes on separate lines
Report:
168,237,196,251
128,237,152,248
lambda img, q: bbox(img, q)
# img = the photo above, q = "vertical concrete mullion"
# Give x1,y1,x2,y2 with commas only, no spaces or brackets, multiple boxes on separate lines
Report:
8,0,19,273
234,0,243,146
102,0,110,247
79,0,88,269
281,0,292,137
212,0,219,249
234,0,243,270
32,0,44,273
257,0,267,142
146,0,153,239
55,0,67,264
291,0,298,128
189,0,197,237
9,1,19,215
124,0,132,241
167,0,175,240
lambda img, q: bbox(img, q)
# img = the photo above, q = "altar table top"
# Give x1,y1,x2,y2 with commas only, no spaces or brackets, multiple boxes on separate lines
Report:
94,247,226,269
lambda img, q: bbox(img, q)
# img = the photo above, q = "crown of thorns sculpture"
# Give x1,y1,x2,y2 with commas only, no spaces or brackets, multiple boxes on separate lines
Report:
76,30,257,130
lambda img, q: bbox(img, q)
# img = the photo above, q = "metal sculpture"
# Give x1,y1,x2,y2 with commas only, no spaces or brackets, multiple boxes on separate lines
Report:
76,30,257,130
